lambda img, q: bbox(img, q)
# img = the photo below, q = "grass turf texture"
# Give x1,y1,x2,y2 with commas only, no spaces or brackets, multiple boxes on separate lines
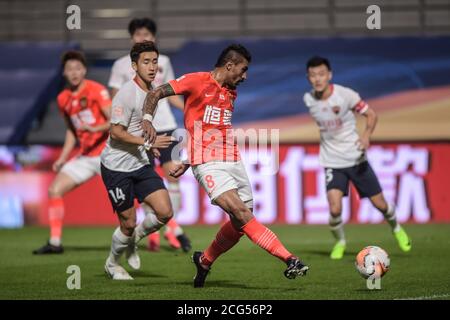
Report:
1,224,449,300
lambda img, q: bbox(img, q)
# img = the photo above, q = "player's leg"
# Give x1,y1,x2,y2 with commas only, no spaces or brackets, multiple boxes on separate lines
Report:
351,162,411,252
101,163,139,278
105,206,136,280
327,189,346,259
161,161,192,252
32,172,77,254
134,189,173,244
140,203,161,252
132,165,173,245
192,162,308,287
325,167,349,259
372,194,411,252
144,143,178,251
33,156,100,254
214,190,308,279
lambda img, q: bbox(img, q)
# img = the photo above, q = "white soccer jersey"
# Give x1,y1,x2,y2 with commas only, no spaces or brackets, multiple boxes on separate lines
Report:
303,84,369,168
108,54,178,132
101,79,150,172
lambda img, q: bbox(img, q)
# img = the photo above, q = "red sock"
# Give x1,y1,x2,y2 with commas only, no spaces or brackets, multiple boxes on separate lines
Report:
166,218,180,231
201,220,243,266
241,217,293,262
148,231,160,251
49,197,64,243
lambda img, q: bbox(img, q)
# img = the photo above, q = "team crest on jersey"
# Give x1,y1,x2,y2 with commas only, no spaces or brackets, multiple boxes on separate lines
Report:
80,97,88,109
332,106,340,115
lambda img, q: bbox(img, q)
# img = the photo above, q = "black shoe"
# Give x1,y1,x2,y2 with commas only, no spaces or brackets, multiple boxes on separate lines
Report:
33,241,64,254
284,256,309,279
192,251,210,288
177,234,192,253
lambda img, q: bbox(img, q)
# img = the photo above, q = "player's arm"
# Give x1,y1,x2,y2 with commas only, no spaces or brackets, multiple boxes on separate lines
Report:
53,116,77,172
168,95,184,111
164,58,184,111
110,88,119,99
169,162,190,178
110,124,173,149
356,106,378,151
110,123,146,145
141,83,176,144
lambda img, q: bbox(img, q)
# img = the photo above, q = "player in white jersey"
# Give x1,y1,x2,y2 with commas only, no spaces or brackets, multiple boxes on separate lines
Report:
303,56,411,259
101,42,175,280
108,17,191,252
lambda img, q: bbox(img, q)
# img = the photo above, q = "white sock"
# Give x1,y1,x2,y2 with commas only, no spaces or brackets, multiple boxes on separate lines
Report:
49,238,61,246
134,211,164,244
383,203,400,232
167,182,183,236
167,225,183,237
109,227,132,265
168,182,181,213
329,215,346,245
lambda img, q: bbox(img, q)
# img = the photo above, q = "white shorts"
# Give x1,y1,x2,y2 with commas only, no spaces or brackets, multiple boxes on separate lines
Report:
60,156,101,184
192,161,253,208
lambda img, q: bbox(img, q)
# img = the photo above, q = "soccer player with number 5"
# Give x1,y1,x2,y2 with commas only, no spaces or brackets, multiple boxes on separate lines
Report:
141,44,309,287
303,56,412,260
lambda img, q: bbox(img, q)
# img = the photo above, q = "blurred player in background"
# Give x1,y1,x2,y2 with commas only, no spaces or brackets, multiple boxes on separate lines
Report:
33,51,111,254
141,44,309,287
303,56,412,260
102,41,175,280
109,17,190,252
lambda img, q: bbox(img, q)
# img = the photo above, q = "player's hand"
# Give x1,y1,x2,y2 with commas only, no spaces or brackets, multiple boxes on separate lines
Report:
356,136,370,151
142,119,157,145
151,148,161,158
169,163,190,178
52,158,65,172
152,134,174,149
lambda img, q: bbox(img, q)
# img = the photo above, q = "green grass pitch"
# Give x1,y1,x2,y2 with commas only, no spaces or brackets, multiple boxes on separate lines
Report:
1,224,449,300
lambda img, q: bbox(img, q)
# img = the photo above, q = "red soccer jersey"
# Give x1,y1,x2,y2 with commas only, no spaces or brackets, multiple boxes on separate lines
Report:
57,79,111,157
169,72,240,165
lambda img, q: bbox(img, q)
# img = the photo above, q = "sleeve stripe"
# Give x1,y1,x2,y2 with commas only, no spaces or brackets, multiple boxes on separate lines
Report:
354,100,368,114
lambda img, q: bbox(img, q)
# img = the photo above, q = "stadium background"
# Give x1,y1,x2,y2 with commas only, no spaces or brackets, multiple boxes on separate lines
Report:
0,0,449,228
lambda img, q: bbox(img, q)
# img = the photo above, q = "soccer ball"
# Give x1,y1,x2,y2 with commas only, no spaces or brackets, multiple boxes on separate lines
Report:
355,246,390,279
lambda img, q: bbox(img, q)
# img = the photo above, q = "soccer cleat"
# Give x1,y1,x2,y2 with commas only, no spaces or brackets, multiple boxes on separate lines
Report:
192,251,210,288
125,244,141,270
32,241,64,254
176,234,192,253
104,257,133,280
284,256,309,279
330,242,346,260
164,231,181,249
148,232,160,252
394,227,412,252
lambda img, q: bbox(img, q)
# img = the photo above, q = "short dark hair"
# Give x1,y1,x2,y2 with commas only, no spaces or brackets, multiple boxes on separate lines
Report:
215,44,252,68
130,41,159,63
61,50,87,68
306,56,331,71
128,17,157,36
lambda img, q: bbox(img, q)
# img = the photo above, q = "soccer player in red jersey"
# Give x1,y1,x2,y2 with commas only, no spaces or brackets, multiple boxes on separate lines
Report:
141,44,309,287
33,51,112,254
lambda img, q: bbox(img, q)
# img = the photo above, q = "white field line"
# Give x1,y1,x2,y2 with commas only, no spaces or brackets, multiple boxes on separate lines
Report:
395,293,450,300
